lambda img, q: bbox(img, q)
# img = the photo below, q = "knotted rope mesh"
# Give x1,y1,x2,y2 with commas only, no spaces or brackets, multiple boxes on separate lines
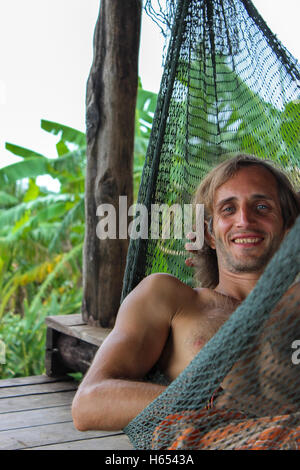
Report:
124,217,300,449
121,0,300,449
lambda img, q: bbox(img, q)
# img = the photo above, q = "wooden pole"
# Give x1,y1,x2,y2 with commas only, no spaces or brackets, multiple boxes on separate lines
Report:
82,0,142,327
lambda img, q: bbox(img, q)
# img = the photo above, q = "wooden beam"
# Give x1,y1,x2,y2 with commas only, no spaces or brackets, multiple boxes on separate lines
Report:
82,0,142,327
45,314,111,376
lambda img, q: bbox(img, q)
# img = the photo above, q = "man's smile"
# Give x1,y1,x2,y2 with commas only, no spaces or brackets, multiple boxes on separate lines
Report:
231,233,265,247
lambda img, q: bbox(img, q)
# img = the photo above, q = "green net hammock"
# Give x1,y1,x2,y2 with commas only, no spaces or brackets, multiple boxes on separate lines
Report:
121,0,300,450
124,218,300,449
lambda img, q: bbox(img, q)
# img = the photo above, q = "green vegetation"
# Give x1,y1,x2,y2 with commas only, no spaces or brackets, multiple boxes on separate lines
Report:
0,66,298,379
0,82,157,379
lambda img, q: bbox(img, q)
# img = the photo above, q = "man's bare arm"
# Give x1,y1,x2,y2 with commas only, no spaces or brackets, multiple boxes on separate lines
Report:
72,274,177,431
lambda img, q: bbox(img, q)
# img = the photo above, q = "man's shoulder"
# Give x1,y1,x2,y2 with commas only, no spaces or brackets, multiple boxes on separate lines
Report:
140,272,194,295
140,274,217,303
119,274,194,327
134,273,198,312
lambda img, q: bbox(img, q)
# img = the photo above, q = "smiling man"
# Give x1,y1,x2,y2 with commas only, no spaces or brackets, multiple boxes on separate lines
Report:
212,168,284,274
72,154,300,433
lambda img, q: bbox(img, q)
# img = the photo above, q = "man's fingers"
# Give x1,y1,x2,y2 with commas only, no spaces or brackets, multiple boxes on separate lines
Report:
185,257,195,267
186,231,196,241
185,232,198,253
185,242,198,252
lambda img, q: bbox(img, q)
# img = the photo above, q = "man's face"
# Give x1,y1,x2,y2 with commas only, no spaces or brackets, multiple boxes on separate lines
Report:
210,166,285,274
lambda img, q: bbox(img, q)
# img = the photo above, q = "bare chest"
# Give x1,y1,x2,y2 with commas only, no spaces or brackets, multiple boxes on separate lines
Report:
180,305,236,363
158,302,237,380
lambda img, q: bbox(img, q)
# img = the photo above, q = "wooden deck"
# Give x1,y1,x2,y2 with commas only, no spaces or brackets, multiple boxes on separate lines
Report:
0,374,133,450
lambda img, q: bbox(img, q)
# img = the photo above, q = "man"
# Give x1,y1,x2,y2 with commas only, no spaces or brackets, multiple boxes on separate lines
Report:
72,154,300,432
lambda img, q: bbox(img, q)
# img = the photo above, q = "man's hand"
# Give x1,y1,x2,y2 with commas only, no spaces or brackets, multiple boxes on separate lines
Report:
185,231,198,267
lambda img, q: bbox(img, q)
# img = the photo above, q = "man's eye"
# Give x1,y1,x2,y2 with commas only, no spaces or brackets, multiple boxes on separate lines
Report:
257,204,269,210
222,206,235,213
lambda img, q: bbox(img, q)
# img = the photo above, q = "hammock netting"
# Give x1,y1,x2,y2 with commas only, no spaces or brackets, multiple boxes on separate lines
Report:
120,0,300,450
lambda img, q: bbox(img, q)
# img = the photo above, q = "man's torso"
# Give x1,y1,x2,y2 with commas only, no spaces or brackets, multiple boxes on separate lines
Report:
155,280,240,381
152,275,300,415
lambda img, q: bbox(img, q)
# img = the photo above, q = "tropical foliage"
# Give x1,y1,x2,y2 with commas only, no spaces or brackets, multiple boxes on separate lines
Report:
0,81,157,379
1,62,298,379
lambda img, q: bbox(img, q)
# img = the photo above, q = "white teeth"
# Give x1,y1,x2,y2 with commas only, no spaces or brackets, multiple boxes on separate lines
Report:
233,238,262,244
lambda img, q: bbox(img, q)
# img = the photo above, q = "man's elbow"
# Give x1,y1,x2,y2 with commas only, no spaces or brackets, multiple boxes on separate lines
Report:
72,385,103,432
72,388,90,431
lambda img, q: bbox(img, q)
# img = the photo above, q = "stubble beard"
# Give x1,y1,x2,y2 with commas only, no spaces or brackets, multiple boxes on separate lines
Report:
215,235,283,274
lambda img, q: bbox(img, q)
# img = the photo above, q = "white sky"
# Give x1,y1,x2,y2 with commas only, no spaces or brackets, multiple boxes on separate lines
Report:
0,0,299,178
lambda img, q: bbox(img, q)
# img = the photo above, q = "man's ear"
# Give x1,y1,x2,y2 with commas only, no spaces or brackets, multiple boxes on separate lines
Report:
204,218,216,250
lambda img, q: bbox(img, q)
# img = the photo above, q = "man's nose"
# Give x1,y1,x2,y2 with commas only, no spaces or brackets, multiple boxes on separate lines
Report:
235,206,254,227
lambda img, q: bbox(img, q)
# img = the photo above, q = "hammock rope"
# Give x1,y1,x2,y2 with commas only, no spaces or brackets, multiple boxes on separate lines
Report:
121,0,300,449
124,216,300,449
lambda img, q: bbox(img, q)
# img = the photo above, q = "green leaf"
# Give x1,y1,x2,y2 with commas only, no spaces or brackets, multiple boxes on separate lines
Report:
56,140,70,157
29,242,83,313
41,120,86,147
23,179,40,202
135,87,157,140
0,192,18,206
68,372,83,382
5,142,46,160
48,199,84,253
280,100,300,148
137,88,157,114
0,158,49,185
12,210,31,234
0,194,74,228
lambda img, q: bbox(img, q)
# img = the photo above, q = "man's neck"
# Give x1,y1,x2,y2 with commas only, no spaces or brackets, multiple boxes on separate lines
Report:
214,269,262,301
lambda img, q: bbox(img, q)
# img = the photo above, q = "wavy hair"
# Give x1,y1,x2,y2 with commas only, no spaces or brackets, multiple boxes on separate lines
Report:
192,154,300,288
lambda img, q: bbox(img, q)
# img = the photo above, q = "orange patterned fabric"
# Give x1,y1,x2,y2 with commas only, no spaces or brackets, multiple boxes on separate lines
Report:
152,408,300,450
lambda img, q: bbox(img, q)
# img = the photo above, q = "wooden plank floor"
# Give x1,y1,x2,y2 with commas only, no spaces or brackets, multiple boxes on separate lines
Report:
0,375,133,450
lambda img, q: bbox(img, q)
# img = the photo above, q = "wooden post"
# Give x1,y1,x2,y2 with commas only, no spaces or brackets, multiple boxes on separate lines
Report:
82,0,142,327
